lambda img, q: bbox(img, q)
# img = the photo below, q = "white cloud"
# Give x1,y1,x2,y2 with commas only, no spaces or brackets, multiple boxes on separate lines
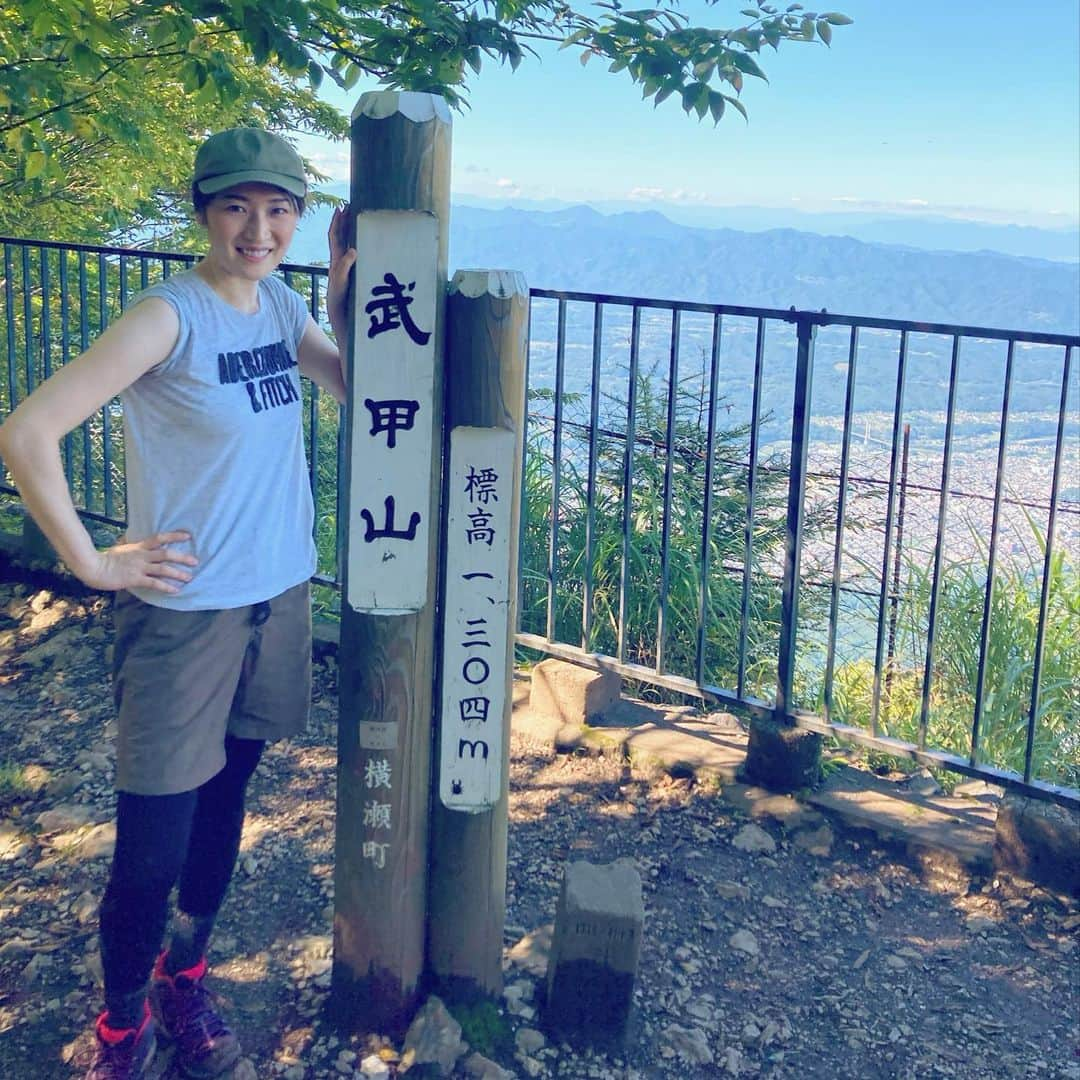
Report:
626,185,713,205
831,196,938,213
304,147,350,183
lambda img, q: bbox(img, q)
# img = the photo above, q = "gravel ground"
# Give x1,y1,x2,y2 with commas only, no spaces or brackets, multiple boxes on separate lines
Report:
0,581,1077,1080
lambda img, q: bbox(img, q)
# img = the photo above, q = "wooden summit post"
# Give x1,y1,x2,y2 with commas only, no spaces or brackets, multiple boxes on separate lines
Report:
332,90,451,1035
427,270,528,1000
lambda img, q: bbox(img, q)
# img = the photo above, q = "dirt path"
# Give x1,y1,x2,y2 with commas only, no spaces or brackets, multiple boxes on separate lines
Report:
0,581,1077,1079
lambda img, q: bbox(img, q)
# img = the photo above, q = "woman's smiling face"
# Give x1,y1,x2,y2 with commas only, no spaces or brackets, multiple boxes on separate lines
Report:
198,183,300,282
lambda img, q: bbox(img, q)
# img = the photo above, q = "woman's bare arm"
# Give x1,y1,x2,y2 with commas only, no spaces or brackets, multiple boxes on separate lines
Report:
0,298,198,593
297,205,356,404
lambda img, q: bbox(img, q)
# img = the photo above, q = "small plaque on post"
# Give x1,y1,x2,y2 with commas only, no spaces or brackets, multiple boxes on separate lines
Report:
438,426,515,812
347,209,438,614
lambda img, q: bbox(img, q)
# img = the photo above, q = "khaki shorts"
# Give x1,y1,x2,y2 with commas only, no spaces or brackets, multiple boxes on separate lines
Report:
111,580,311,795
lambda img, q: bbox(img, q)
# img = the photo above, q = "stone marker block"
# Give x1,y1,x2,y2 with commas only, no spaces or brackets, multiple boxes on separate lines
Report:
529,659,619,727
543,858,643,1047
742,715,821,792
993,793,1080,897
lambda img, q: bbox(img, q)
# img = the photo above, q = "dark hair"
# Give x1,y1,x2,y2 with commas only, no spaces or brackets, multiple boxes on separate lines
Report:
191,184,305,217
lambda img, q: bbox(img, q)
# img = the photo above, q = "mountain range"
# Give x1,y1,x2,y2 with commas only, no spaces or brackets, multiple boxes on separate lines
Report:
290,201,1079,336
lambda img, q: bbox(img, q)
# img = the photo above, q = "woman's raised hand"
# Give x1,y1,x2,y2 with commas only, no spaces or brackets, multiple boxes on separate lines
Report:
326,205,357,339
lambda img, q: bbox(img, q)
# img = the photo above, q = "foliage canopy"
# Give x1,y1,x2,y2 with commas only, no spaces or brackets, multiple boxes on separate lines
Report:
1,2,851,240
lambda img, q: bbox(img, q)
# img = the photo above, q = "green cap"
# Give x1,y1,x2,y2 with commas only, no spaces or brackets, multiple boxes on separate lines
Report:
193,128,307,198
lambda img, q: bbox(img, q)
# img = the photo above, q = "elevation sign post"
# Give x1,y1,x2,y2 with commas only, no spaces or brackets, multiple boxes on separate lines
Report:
428,270,529,999
332,90,451,1035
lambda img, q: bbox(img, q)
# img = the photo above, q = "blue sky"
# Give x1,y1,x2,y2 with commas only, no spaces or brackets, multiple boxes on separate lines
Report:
295,1,1080,229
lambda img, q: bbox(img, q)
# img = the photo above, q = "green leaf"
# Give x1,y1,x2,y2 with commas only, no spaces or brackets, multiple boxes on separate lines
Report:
730,53,768,81
822,12,855,25
31,9,58,38
723,94,749,121
70,42,103,76
816,19,832,45
25,151,46,180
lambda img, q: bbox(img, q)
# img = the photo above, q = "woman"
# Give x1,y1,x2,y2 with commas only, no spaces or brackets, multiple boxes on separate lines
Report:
0,127,356,1079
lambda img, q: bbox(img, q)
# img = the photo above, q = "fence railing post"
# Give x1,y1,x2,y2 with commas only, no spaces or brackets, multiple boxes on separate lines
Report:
743,312,822,791
776,314,815,717
331,89,451,1036
427,269,528,1001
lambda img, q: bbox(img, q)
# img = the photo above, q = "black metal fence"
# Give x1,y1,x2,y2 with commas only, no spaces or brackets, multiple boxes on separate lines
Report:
2,237,1077,807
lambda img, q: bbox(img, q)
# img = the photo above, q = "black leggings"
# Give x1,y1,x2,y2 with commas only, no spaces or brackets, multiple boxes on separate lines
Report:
99,735,264,999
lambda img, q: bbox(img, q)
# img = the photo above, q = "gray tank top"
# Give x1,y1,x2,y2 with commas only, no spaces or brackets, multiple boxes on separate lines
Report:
121,269,316,610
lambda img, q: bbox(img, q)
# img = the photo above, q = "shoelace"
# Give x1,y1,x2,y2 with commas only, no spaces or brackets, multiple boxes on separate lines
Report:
164,978,231,1042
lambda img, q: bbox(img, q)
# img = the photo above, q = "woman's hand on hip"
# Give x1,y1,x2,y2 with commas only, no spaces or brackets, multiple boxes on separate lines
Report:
79,531,198,594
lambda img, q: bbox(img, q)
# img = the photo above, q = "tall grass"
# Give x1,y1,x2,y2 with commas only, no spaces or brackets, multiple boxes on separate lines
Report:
830,515,1079,788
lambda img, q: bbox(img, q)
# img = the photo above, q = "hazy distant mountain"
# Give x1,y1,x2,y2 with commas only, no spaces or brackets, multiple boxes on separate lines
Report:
290,201,1079,335
454,196,1080,264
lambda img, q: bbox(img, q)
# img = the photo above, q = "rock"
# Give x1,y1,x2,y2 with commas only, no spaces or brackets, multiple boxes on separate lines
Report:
716,881,751,901
663,1025,714,1065
35,804,97,832
518,1056,543,1078
722,1046,744,1075
964,914,997,935
742,718,821,792
359,1054,389,1078
904,768,942,797
953,779,1003,799
402,996,466,1076
20,952,51,984
45,772,83,799
20,626,84,667
72,891,98,926
793,824,834,857
731,824,776,854
514,1027,546,1056
994,793,1080,897
84,950,104,987
65,822,115,861
461,1050,514,1079
27,604,68,632
0,823,31,862
508,925,553,977
29,590,53,614
728,930,760,957
530,657,620,726
20,763,51,792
